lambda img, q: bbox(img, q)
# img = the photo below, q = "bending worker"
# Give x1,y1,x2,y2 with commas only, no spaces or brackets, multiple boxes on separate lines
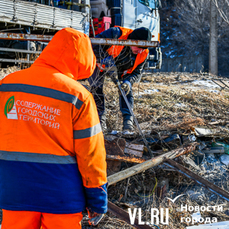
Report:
0,28,107,229
89,26,152,132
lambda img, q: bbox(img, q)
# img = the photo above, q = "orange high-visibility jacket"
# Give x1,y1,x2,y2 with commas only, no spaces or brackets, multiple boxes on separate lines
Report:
0,28,107,214
107,26,149,76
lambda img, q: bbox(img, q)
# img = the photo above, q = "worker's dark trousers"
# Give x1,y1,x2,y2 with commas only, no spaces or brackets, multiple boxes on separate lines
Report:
88,66,133,117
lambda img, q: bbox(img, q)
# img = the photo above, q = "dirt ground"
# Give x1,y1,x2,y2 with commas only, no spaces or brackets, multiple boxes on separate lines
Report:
1,68,229,228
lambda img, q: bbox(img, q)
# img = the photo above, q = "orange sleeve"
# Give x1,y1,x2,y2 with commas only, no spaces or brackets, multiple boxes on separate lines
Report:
73,93,107,188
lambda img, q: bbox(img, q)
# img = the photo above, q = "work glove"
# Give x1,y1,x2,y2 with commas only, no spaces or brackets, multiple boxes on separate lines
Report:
100,56,115,68
121,80,131,95
97,56,115,72
87,208,105,226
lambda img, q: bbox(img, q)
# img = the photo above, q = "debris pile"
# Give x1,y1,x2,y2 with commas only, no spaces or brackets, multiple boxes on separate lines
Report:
96,72,229,229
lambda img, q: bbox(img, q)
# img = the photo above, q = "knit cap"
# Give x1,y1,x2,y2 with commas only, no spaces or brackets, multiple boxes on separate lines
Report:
128,27,152,41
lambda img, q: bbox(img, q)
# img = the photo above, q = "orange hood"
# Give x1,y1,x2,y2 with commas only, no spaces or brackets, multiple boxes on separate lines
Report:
33,28,96,80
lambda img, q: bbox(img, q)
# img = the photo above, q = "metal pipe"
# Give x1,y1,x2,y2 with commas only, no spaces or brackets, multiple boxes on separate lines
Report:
0,33,159,47
165,159,229,202
0,32,53,42
90,38,159,47
112,76,153,157
27,27,31,62
108,201,153,229
0,47,41,54
0,58,34,64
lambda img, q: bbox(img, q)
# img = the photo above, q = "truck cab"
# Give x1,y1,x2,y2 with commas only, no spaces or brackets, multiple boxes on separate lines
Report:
123,0,160,42
123,0,162,69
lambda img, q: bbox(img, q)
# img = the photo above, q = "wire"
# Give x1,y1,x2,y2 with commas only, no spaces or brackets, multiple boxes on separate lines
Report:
136,177,158,198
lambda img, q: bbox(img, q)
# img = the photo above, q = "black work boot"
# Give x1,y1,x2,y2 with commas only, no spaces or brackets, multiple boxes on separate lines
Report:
122,115,134,132
99,114,107,132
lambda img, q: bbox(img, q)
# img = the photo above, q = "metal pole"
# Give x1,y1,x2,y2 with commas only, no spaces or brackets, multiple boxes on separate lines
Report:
108,201,153,229
27,27,31,62
0,33,159,48
112,77,153,157
165,159,229,202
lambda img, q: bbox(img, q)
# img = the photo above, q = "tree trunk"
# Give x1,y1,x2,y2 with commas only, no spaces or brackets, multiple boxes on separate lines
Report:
209,0,218,75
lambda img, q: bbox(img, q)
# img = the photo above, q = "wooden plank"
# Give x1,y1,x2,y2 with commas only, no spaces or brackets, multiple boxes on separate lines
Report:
124,143,144,157
124,148,143,157
108,143,198,186
126,143,144,151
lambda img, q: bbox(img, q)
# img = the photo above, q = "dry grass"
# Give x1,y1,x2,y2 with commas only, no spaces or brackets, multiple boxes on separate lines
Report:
0,66,20,80
99,72,229,138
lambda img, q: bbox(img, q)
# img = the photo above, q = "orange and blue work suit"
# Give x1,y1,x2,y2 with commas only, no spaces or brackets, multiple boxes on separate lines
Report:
88,26,149,118
0,28,107,228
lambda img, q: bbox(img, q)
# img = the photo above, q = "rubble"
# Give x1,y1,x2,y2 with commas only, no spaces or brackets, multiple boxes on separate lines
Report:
103,72,229,229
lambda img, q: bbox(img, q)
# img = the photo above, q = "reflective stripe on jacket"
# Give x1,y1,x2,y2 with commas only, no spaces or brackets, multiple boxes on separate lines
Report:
0,28,107,214
107,26,149,76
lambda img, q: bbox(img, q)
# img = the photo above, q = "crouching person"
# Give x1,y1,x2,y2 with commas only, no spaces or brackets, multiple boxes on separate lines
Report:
89,26,151,133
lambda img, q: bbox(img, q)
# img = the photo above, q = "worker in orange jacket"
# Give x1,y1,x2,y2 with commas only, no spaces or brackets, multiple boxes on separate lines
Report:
0,28,107,229
88,26,151,133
